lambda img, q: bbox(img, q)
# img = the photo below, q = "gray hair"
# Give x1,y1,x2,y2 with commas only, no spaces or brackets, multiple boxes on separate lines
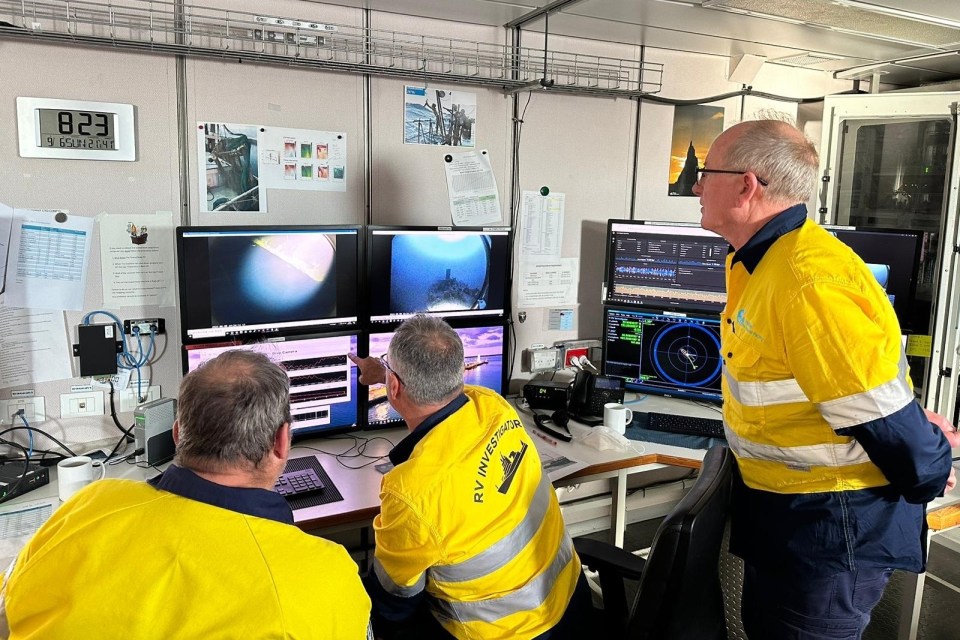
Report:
723,115,819,204
175,349,292,471
389,315,464,405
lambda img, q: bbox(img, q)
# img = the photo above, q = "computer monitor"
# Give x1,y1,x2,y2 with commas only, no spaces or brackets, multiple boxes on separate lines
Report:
366,323,507,428
367,226,511,324
183,332,360,438
603,220,728,312
602,306,723,403
825,226,923,331
177,226,360,342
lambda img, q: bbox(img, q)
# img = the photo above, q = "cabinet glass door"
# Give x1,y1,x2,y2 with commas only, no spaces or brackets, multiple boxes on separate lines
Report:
831,117,952,398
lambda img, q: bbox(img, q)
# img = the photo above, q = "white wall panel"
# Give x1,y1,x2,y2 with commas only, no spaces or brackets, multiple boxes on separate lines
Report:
184,59,366,226
0,40,180,448
510,90,637,373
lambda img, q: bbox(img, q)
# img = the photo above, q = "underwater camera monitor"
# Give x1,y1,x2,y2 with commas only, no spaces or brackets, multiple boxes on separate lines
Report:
177,225,360,342
366,226,511,324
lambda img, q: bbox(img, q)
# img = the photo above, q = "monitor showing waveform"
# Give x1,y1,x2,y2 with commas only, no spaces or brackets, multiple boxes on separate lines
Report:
604,220,728,312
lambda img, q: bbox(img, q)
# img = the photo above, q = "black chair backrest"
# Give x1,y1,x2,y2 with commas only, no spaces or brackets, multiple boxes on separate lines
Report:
628,445,734,640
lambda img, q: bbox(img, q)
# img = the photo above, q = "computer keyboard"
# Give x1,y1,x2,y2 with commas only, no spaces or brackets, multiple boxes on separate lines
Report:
644,412,726,439
274,468,326,497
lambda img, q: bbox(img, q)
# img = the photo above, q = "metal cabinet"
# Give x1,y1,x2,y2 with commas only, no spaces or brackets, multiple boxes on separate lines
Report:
819,92,960,417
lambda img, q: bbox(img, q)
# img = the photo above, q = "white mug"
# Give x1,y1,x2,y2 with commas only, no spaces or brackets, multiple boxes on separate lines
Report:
603,403,634,435
57,455,106,502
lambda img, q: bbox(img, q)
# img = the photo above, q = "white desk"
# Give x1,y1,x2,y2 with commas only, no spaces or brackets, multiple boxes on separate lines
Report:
291,394,715,544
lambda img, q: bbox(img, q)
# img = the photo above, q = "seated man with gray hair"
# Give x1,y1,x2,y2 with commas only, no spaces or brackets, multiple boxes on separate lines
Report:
0,350,372,639
350,315,590,640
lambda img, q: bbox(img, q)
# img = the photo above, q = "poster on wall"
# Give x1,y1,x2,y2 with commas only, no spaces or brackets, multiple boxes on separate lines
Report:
258,126,347,192
98,212,176,308
668,105,724,197
197,122,265,212
404,85,476,147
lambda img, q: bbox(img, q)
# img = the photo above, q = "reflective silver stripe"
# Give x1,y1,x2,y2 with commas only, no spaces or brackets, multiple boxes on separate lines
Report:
725,428,871,469
430,475,552,584
818,352,914,430
434,534,575,624
373,556,425,598
723,369,807,407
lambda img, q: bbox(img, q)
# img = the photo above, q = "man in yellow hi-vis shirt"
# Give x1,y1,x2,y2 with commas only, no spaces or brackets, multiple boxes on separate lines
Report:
693,116,958,639
0,350,372,639
350,315,590,640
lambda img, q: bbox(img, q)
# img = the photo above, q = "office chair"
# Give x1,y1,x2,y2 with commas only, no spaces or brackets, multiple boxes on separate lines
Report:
573,445,734,639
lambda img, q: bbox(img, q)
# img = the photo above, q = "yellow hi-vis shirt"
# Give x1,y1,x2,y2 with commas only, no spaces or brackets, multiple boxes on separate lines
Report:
722,219,911,494
0,479,371,639
373,386,580,640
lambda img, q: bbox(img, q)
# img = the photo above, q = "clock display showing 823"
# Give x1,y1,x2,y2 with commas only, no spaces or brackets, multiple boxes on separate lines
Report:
16,97,136,161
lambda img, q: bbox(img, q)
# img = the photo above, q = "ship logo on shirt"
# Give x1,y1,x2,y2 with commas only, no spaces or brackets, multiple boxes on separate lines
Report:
497,442,528,495
474,418,525,504
736,309,764,341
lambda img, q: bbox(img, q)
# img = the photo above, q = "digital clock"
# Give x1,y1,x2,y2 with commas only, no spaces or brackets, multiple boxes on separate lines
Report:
17,97,136,161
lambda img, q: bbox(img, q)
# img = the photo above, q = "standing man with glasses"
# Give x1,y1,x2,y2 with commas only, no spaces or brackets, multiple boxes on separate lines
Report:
694,116,958,639
348,315,590,640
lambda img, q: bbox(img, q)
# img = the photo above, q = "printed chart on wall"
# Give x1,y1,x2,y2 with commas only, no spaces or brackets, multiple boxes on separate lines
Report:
198,122,265,213
404,85,476,147
668,105,724,197
259,126,347,192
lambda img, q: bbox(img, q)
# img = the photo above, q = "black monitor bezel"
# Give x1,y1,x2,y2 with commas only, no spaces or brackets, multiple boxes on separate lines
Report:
181,329,363,439
360,318,510,430
365,225,512,325
823,225,924,332
601,304,724,404
175,224,363,345
601,218,728,312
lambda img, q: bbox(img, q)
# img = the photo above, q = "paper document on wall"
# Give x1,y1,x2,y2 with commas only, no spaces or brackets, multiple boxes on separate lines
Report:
258,125,347,192
0,202,13,293
4,210,93,311
517,259,579,308
520,191,564,258
443,149,502,226
99,212,176,307
0,304,73,387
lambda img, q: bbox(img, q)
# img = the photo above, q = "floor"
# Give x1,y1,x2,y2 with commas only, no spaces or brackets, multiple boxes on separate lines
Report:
577,520,960,639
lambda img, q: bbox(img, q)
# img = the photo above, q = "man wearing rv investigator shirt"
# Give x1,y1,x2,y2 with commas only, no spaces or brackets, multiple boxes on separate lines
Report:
349,315,591,640
694,116,958,639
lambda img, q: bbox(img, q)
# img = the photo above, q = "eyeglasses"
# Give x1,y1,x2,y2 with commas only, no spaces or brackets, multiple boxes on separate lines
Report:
379,353,405,386
696,168,769,187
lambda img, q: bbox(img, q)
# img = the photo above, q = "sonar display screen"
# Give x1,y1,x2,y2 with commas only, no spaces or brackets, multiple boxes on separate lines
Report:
602,306,723,403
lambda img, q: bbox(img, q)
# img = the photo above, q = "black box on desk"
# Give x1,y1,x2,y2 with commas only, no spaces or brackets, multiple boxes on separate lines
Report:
523,380,571,412
0,462,50,500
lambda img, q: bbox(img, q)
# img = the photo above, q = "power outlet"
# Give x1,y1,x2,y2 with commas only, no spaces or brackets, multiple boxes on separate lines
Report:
564,347,589,367
0,397,46,424
118,385,161,412
60,391,105,419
